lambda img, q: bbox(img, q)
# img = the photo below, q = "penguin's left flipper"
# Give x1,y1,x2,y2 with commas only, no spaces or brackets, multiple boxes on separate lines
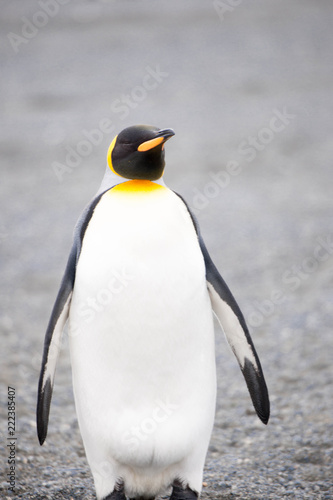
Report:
200,236,270,425
37,190,108,445
176,194,270,425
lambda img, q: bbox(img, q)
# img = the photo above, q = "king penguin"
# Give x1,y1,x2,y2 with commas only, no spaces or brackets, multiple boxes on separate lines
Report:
37,125,269,500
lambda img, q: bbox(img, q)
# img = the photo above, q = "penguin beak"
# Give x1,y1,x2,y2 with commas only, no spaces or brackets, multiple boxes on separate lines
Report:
137,128,175,152
155,128,175,140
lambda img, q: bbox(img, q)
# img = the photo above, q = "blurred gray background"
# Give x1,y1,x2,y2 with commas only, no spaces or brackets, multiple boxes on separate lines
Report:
1,1,332,499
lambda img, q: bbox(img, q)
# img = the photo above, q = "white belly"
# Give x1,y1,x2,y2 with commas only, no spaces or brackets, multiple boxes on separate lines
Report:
69,183,216,498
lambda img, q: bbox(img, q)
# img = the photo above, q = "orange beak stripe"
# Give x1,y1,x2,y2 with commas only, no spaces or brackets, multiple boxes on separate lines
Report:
137,136,165,152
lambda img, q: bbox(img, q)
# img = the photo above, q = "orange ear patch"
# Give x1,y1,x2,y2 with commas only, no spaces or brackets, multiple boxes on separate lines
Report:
137,136,164,152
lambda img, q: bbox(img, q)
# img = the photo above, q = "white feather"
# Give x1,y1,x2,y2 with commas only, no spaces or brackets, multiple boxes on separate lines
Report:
207,283,258,370
69,184,216,499
43,293,72,390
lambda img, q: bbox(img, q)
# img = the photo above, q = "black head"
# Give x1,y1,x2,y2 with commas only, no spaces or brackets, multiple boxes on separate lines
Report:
107,125,175,180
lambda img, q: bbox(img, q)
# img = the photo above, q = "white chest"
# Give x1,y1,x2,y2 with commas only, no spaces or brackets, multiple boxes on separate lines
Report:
68,183,216,481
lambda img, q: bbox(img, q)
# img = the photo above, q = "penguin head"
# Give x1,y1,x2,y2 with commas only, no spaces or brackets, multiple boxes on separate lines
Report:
107,125,175,180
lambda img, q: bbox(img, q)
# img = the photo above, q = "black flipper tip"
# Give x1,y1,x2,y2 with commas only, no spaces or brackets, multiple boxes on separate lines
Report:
36,377,53,445
242,358,270,425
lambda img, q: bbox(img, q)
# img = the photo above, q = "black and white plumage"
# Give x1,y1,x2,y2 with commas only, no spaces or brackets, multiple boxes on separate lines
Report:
37,125,269,500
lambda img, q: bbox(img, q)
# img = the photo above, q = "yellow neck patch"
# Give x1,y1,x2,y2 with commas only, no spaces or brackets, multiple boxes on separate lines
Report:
107,135,119,176
112,180,166,194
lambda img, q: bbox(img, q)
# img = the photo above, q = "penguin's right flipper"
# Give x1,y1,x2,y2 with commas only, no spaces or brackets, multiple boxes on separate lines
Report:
36,189,109,445
36,242,76,445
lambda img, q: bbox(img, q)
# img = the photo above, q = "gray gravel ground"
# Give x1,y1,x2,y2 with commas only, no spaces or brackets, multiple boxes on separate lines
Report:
1,1,333,499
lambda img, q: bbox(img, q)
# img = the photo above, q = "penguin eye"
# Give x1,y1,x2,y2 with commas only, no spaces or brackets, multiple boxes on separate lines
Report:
117,139,136,152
